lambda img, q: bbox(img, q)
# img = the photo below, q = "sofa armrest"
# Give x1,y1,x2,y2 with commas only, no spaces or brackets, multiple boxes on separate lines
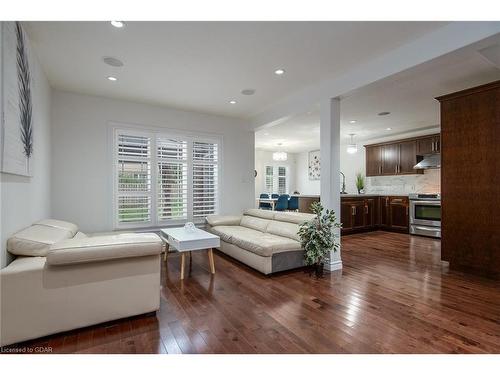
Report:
46,233,162,266
206,215,242,227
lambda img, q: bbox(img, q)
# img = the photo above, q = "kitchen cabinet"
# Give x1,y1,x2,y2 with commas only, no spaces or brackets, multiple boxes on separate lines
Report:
417,135,440,155
398,140,419,174
365,135,441,176
379,196,390,229
341,197,378,235
437,80,500,279
388,196,409,232
341,195,409,235
381,143,399,175
366,145,383,176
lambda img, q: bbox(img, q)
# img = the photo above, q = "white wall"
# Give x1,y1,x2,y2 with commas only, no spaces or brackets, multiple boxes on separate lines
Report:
254,149,297,197
296,151,320,195
1,23,52,267
50,90,254,233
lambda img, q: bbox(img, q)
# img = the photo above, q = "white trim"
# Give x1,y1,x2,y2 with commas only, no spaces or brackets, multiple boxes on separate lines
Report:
324,259,343,272
109,121,223,230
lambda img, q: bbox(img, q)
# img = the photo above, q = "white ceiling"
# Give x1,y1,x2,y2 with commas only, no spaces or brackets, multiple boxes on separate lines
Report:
25,21,449,119
255,38,500,153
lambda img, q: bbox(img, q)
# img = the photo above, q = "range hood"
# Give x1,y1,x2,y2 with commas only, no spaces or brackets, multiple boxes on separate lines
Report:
413,153,441,170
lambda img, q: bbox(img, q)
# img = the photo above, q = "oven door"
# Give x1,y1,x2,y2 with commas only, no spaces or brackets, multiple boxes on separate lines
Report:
410,200,441,227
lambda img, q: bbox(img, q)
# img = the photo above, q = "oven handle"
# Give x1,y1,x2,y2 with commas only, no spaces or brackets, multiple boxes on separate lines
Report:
410,200,441,206
413,225,441,231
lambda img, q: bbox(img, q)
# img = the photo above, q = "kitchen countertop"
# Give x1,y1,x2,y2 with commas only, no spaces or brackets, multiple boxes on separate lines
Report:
291,194,409,198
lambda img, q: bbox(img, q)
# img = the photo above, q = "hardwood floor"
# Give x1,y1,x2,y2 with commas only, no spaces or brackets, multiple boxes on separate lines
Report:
4,232,500,354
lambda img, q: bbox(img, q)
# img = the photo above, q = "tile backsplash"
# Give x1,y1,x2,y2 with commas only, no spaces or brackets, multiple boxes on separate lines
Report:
366,169,440,194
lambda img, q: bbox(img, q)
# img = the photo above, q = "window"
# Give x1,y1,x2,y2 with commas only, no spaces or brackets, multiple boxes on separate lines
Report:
265,166,273,193
192,141,218,218
278,166,287,195
157,137,188,221
116,134,152,224
264,165,288,195
114,128,220,228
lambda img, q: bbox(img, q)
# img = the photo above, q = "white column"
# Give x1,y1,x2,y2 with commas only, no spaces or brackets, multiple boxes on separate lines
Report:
320,97,342,271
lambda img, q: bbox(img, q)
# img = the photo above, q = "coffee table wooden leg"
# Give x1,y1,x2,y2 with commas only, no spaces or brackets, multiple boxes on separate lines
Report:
180,253,186,280
208,248,215,274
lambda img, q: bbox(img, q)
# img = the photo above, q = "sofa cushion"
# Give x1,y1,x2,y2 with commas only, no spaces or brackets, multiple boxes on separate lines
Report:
240,215,271,232
273,212,315,225
7,220,79,257
231,231,301,257
36,219,79,236
206,215,241,227
47,233,162,266
210,225,262,243
243,208,275,220
266,220,300,242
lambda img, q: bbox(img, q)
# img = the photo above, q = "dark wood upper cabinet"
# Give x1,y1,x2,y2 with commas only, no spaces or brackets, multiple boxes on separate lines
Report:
365,135,438,176
366,145,382,176
417,135,441,155
381,143,399,175
398,140,418,174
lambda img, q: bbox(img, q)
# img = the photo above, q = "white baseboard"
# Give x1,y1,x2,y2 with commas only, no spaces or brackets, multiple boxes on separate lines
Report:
324,259,343,271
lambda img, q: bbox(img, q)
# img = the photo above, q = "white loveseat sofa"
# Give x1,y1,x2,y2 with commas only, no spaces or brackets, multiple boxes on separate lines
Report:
0,219,163,347
206,209,314,274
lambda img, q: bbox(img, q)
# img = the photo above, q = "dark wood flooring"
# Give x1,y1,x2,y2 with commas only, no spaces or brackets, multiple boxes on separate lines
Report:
4,232,500,353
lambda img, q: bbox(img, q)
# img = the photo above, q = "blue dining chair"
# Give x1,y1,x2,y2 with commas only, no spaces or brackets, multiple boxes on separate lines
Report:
275,195,289,211
259,193,271,210
288,196,299,211
271,193,279,199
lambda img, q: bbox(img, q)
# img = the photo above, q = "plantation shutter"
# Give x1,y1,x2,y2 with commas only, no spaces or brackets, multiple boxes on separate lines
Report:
116,133,152,224
157,138,188,221
192,141,218,218
265,166,273,193
278,166,287,194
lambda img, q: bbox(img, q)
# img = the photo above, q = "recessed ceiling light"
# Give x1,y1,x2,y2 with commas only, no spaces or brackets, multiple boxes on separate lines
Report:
274,68,285,75
110,21,125,28
241,89,255,96
378,111,391,116
107,76,118,81
386,127,392,131
349,120,357,124
229,100,237,104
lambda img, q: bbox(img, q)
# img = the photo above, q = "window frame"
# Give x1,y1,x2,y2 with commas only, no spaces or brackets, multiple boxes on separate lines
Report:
264,164,289,195
111,124,223,230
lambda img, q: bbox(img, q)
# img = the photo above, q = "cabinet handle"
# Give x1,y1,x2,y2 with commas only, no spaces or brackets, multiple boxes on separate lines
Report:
352,206,356,216
365,205,368,214
431,141,434,152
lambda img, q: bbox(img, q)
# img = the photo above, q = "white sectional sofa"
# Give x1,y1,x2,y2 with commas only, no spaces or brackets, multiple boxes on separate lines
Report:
0,219,163,347
206,209,314,274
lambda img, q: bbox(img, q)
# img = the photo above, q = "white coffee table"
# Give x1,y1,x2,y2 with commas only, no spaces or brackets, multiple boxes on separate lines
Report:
160,227,220,279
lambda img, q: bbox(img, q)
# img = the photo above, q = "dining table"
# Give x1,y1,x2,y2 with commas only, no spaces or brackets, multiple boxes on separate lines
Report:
256,197,278,210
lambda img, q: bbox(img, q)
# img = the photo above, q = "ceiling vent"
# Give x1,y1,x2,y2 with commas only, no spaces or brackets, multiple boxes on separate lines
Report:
241,89,256,96
102,56,124,67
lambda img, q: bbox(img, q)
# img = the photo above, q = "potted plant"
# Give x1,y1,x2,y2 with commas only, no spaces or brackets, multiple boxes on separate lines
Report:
298,202,342,277
355,172,365,194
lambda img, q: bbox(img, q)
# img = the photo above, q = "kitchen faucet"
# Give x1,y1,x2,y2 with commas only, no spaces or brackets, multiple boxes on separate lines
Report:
340,172,347,194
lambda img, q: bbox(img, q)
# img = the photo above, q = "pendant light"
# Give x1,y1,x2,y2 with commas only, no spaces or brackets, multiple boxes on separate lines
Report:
272,143,288,161
347,134,358,154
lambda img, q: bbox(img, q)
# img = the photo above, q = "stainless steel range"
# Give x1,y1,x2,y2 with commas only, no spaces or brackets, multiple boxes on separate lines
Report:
409,193,441,238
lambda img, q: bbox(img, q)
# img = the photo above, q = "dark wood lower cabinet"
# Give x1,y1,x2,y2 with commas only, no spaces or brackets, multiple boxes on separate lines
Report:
341,196,408,235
